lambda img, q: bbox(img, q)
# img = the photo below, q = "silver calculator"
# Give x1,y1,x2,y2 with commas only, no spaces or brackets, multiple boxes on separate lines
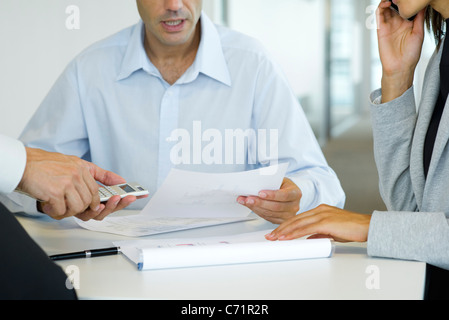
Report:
98,182,149,202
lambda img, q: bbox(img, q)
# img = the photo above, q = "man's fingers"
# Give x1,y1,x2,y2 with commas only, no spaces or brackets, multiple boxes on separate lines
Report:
81,167,101,211
96,196,136,220
41,199,66,220
258,179,301,203
245,196,299,214
76,195,137,222
64,184,88,217
236,179,302,224
86,162,126,186
258,189,296,202
237,196,295,224
75,195,121,221
75,204,105,222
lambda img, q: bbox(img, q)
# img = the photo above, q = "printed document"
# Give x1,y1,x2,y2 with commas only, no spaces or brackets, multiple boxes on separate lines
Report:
75,163,288,236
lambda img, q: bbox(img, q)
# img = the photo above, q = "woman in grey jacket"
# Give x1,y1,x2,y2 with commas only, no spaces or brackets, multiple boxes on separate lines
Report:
266,0,449,297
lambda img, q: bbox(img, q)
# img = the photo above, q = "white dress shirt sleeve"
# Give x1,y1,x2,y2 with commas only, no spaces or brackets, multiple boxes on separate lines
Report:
0,135,26,194
251,56,346,212
0,135,42,216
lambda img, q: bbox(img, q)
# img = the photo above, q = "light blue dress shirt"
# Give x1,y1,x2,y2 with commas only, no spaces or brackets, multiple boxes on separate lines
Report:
2,13,345,215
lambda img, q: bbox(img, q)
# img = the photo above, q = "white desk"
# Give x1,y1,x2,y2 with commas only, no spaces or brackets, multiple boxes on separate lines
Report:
17,212,426,300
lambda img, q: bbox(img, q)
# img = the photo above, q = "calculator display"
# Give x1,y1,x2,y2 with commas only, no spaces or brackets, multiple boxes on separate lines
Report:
119,184,135,193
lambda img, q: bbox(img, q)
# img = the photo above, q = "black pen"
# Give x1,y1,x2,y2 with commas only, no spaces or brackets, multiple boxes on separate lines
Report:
49,247,121,261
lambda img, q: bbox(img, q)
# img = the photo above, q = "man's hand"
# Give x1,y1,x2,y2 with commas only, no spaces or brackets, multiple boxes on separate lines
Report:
17,147,141,221
237,178,302,224
265,204,371,242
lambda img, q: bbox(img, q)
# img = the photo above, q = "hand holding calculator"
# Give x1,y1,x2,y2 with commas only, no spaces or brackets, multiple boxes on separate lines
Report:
98,183,149,202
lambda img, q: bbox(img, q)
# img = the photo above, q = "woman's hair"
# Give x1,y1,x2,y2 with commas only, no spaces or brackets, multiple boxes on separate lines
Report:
425,6,445,49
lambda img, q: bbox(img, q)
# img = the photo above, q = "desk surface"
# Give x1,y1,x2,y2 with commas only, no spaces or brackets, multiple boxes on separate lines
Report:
17,213,426,300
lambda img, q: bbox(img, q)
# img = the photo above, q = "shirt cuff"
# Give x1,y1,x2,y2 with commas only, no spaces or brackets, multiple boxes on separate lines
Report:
287,172,345,214
291,178,315,213
0,135,26,194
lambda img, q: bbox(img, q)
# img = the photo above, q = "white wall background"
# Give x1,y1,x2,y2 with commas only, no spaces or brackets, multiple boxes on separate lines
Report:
227,0,326,130
0,0,220,139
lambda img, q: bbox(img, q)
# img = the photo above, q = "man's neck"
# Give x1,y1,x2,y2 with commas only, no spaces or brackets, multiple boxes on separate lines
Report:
144,22,201,85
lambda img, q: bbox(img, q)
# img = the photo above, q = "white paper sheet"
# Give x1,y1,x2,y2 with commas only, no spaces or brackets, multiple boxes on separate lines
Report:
75,214,254,237
141,162,289,218
75,163,288,237
114,230,334,270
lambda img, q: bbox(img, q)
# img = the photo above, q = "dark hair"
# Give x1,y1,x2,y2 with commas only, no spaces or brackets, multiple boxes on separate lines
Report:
425,6,445,49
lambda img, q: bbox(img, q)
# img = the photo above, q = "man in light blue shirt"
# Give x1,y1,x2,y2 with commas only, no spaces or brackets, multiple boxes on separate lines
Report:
2,0,345,224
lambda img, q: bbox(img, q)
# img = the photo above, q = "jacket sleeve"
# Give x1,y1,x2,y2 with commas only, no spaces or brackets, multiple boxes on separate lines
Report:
368,87,449,270
370,87,418,212
368,210,449,270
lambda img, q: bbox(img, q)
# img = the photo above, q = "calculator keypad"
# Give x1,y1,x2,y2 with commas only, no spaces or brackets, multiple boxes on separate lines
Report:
99,186,119,200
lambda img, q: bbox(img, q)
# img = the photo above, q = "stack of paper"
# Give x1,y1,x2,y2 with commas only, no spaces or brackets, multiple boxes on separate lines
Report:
75,163,289,237
114,230,334,270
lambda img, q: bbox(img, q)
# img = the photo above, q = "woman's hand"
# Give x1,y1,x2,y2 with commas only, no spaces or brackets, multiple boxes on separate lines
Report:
265,204,371,243
377,0,426,102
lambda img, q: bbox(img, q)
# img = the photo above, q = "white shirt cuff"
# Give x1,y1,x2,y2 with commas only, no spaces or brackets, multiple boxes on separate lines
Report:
0,135,27,194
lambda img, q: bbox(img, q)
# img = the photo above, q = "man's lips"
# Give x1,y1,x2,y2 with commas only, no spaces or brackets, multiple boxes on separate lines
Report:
161,19,186,32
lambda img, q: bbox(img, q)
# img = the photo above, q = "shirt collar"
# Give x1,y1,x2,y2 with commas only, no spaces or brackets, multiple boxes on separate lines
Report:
183,12,231,86
117,20,159,80
117,12,231,87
